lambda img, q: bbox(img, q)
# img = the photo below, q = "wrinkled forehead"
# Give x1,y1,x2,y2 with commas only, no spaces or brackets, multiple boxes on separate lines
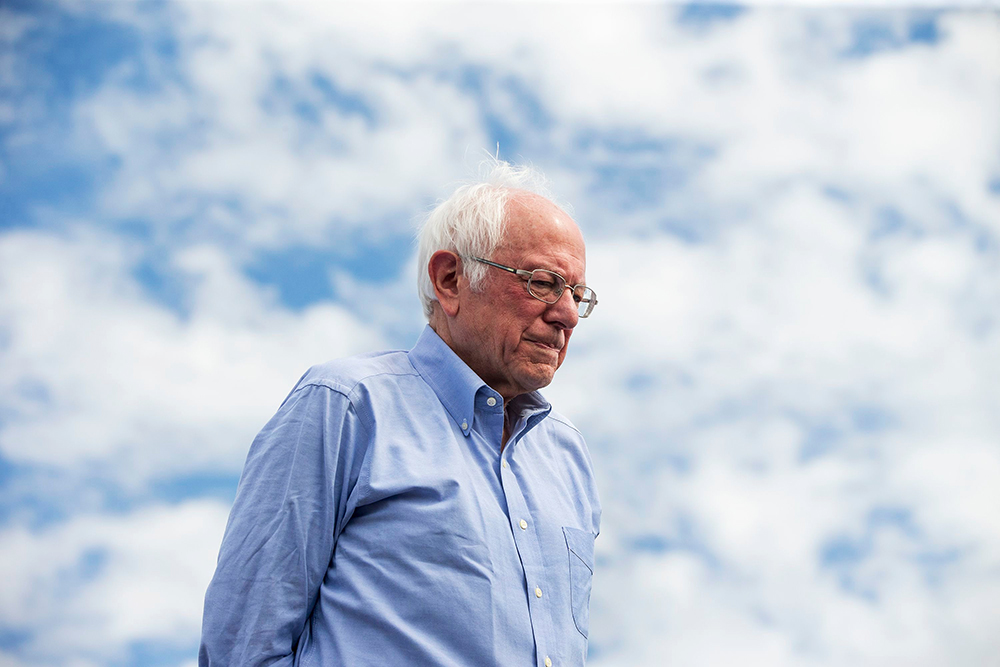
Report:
503,192,586,258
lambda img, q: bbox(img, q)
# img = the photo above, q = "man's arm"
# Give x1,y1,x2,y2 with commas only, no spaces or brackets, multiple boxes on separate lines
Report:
199,383,364,667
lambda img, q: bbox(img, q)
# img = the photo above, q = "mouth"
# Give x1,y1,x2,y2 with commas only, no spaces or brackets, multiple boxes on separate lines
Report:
524,337,563,352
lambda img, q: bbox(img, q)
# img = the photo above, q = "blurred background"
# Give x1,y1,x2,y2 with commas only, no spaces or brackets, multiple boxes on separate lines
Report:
2,1,999,666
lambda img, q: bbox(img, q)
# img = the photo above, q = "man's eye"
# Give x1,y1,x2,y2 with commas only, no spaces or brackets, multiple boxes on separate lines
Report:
533,278,556,290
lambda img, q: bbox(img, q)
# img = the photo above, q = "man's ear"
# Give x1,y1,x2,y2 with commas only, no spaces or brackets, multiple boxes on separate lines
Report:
428,250,462,317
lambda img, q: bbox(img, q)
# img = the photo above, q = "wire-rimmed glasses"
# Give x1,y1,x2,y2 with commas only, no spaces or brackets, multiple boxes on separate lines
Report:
468,256,598,318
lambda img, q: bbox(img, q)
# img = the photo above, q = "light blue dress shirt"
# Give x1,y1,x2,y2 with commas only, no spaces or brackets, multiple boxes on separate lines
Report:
200,326,601,667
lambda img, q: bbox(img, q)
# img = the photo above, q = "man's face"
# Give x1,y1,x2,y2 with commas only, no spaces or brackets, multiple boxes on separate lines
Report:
454,194,587,401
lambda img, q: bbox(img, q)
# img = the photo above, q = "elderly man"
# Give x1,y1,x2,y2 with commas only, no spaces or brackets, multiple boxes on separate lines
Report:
200,161,601,667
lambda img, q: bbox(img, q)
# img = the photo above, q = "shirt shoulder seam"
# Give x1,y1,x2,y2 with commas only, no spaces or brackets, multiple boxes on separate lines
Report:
297,369,420,397
295,371,421,434
545,412,584,436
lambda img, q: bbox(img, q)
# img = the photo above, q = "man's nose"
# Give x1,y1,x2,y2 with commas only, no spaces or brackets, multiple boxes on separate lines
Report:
545,286,580,329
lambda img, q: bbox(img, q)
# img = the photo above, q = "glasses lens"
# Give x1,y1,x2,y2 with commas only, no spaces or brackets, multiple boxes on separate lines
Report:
527,270,565,303
574,286,596,318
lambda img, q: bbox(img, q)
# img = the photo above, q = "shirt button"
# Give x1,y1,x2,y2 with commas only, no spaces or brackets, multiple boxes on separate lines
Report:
461,420,468,430
535,587,543,598
501,460,508,469
487,397,496,407
519,519,527,530
545,658,552,667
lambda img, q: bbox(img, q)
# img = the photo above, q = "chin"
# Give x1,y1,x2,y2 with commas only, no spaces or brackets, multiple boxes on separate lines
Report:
514,367,556,393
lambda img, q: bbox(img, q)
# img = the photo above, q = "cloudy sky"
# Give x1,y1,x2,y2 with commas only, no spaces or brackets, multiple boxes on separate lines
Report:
1,2,999,666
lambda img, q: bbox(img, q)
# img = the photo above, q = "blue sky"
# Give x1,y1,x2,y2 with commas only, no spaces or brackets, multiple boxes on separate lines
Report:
1,2,999,666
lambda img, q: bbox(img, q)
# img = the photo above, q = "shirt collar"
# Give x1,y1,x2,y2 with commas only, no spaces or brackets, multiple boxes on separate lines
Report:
408,325,550,436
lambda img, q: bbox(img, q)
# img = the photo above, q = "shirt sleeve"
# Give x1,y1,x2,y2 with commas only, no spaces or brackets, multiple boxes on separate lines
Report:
199,382,367,667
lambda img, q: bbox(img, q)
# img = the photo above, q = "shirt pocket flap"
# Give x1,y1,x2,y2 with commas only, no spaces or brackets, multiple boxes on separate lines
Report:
562,526,595,572
562,526,595,639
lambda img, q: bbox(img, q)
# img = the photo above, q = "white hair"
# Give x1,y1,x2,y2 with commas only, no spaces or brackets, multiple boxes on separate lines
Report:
416,159,561,319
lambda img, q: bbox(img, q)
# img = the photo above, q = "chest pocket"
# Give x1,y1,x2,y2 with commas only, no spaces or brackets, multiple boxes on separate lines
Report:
563,526,596,639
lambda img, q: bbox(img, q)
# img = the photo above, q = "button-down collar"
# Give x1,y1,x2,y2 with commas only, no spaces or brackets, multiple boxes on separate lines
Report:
407,326,551,438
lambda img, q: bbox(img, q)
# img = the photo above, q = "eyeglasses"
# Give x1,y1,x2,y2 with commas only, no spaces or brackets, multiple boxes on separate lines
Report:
468,256,598,318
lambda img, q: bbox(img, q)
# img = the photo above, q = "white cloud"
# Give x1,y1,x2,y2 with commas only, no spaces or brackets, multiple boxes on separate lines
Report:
51,5,1000,250
67,2,492,248
0,500,229,664
546,83,999,655
0,228,385,484
549,184,1000,663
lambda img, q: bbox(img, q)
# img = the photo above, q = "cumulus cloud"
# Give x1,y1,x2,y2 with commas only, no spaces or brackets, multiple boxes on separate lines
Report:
63,2,491,248
0,228,385,485
0,500,229,665
550,181,999,662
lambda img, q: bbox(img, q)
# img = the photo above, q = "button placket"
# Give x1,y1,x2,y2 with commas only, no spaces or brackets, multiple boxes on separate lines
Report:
497,435,558,663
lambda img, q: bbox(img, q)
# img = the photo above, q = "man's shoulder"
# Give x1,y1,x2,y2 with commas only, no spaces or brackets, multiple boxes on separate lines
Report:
542,409,586,447
294,348,418,397
543,407,585,439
